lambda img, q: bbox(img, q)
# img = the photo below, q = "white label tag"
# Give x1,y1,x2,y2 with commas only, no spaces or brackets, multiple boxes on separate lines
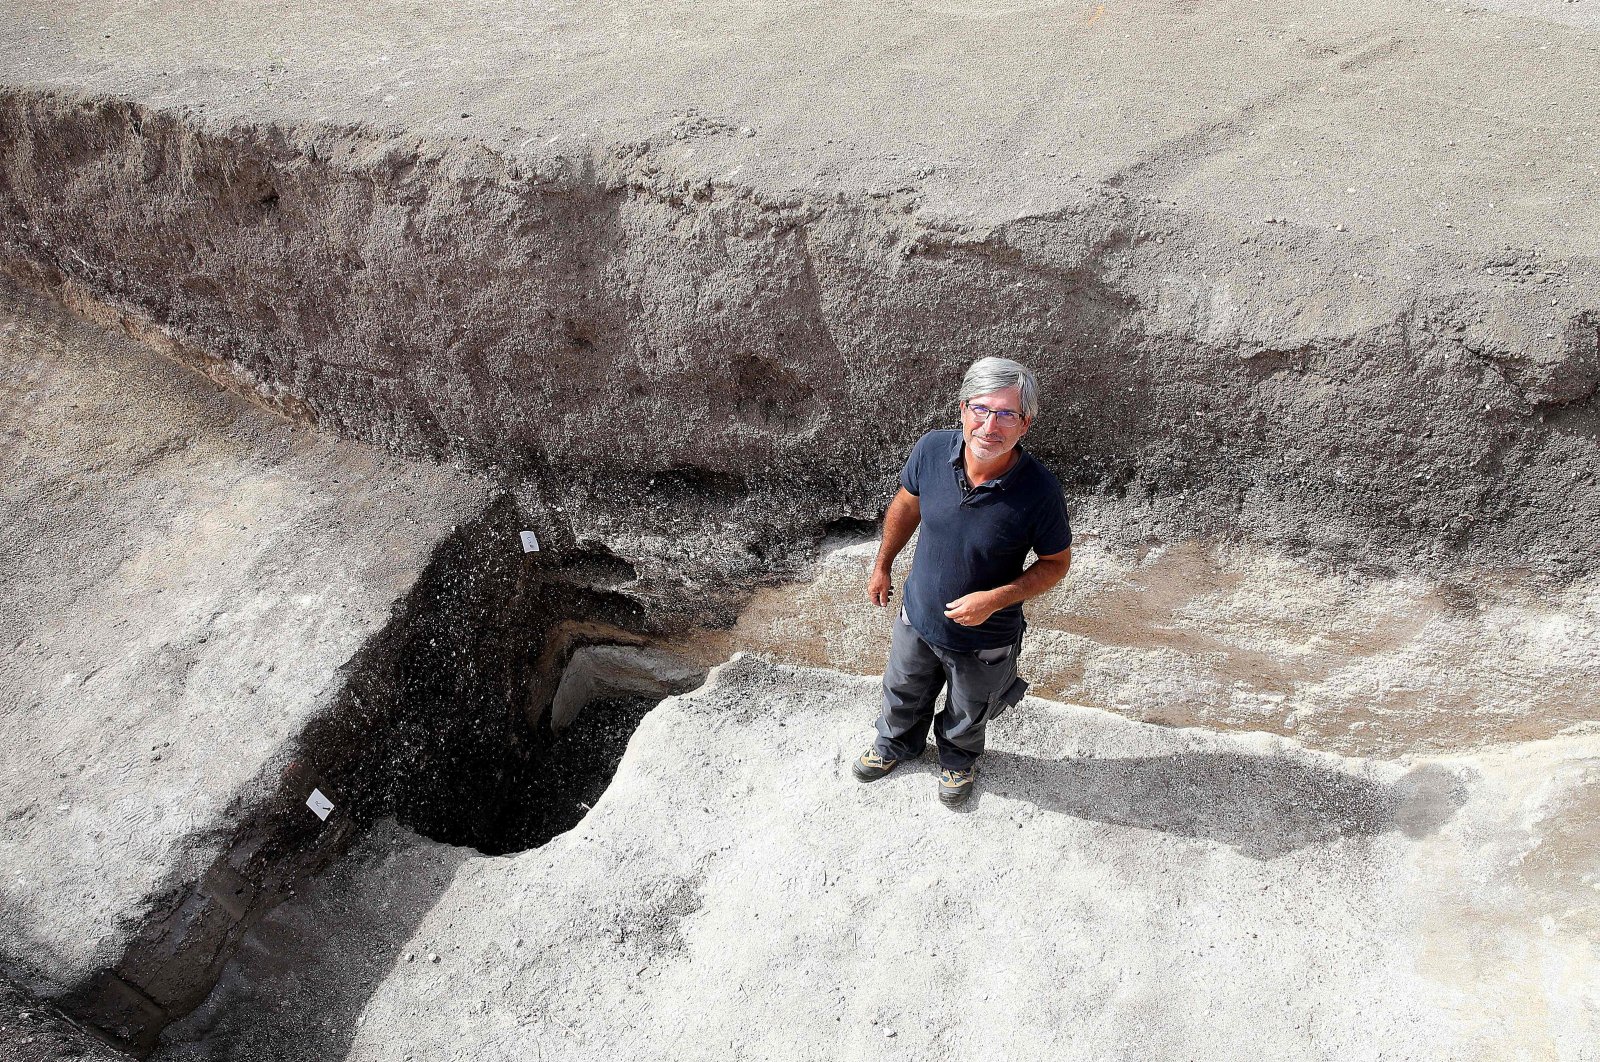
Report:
306,788,334,821
519,530,541,553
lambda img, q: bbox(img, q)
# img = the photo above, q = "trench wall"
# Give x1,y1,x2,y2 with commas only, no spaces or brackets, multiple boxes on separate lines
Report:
3,88,1599,585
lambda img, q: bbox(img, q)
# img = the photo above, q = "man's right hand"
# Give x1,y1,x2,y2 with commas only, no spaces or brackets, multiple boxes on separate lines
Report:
868,488,920,608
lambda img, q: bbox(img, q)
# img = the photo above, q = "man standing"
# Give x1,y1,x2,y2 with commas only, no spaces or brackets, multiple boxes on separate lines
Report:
855,357,1072,806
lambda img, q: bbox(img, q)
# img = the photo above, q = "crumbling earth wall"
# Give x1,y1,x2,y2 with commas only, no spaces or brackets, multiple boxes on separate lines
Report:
3,87,1598,593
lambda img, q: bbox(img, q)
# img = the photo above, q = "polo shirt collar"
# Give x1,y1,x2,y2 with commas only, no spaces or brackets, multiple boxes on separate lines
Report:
949,432,1030,489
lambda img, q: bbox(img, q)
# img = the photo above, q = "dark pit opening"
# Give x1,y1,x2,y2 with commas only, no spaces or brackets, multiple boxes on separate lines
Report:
334,499,703,857
388,680,662,858
822,514,881,541
484,695,659,854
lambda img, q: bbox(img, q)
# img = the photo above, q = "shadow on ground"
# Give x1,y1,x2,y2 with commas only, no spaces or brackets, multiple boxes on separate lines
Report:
152,828,473,1062
979,750,1466,859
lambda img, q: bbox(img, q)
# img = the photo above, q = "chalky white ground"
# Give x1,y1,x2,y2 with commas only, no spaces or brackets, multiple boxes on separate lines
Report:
159,656,1598,1061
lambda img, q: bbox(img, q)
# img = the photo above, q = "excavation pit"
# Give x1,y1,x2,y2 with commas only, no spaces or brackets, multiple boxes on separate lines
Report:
384,603,701,858
355,525,684,859
364,516,711,858
474,695,666,856
0,272,718,1054
5,1,1600,1052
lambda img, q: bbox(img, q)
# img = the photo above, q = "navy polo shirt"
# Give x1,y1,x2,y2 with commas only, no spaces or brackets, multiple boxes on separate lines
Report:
900,429,1071,652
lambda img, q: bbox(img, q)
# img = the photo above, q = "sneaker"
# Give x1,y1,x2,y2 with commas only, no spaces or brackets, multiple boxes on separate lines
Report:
852,747,898,782
938,766,975,806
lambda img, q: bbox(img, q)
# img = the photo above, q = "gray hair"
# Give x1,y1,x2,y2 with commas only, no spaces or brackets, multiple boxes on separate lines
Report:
959,357,1040,420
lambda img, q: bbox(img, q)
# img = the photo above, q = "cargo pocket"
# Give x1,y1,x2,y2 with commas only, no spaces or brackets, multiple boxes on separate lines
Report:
986,676,1030,721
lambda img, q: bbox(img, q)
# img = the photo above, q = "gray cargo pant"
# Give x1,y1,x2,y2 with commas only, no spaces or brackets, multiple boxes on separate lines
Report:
874,608,1030,770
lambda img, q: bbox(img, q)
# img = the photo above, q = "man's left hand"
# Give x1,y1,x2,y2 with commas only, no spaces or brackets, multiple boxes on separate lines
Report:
944,591,1001,627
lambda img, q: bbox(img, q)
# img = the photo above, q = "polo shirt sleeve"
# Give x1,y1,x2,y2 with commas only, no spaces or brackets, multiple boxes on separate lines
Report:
898,432,931,496
1032,481,1072,556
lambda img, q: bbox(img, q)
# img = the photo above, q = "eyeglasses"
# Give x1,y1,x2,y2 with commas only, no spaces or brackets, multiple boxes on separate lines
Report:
963,400,1024,427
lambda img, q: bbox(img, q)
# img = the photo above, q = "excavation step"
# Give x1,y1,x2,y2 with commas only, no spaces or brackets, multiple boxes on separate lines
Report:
153,656,1599,1061
548,645,705,731
0,277,493,1050
668,536,1600,758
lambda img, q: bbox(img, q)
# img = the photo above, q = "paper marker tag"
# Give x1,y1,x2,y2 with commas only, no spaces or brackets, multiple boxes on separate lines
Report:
306,788,334,821
519,530,541,553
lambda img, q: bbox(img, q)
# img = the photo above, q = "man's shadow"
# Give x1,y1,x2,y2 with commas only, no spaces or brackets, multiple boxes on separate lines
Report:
975,749,1466,860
